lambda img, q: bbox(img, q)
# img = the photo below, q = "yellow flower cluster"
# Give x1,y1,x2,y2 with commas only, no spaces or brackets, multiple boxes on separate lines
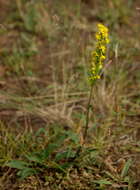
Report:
89,23,109,83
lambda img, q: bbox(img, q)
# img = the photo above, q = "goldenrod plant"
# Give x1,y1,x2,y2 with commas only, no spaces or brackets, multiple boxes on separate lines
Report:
83,23,110,142
73,23,110,159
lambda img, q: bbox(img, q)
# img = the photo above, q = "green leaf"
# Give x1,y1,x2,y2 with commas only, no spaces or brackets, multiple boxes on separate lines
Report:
65,131,79,144
35,128,48,137
55,149,75,162
55,134,67,146
93,179,112,185
6,160,30,169
24,6,38,32
121,158,132,178
25,153,43,164
17,168,38,179
41,143,58,159
60,162,73,170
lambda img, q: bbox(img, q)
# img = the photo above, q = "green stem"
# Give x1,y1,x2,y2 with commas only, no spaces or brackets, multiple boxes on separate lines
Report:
83,84,94,143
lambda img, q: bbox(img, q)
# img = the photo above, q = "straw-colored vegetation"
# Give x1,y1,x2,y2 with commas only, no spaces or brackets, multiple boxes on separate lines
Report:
0,0,140,189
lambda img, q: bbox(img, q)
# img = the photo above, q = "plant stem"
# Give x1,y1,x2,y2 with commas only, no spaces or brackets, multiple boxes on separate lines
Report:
83,84,94,143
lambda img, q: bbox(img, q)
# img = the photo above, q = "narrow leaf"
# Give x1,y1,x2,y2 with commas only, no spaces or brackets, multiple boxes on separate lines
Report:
93,179,112,185
41,143,58,159
6,160,29,169
17,168,38,179
25,153,43,164
121,158,132,178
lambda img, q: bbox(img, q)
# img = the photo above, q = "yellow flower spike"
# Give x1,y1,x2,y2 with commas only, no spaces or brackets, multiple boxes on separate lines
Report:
89,23,109,84
79,23,110,153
